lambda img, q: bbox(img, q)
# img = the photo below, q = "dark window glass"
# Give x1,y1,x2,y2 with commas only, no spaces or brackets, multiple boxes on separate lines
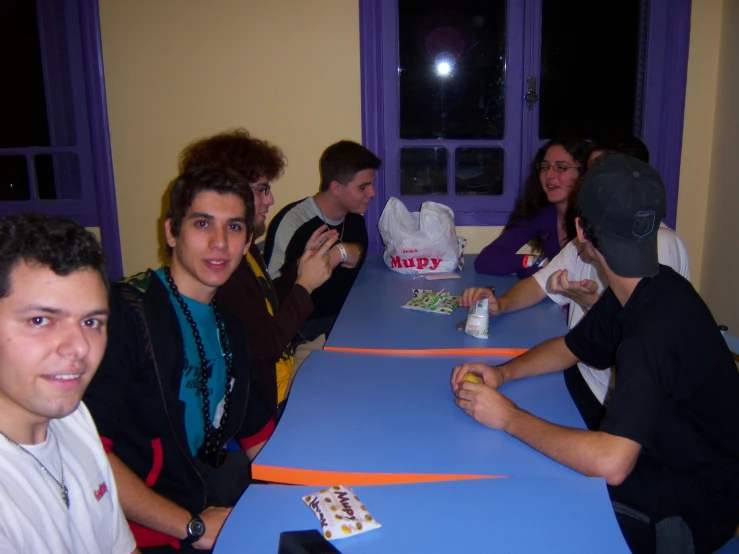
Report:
400,147,448,195
0,0,76,148
36,153,82,200
398,0,507,139
455,147,503,196
0,1,50,147
0,157,31,201
539,0,643,139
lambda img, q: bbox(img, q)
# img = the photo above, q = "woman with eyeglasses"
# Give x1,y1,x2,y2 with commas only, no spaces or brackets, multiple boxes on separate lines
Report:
475,137,590,278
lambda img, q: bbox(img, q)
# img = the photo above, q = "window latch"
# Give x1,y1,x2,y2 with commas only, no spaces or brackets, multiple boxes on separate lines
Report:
525,76,539,108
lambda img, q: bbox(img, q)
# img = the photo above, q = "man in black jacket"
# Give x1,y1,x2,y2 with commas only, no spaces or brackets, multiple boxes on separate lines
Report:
84,168,274,552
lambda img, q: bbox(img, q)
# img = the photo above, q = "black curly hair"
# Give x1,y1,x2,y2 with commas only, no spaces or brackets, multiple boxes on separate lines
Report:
0,213,108,298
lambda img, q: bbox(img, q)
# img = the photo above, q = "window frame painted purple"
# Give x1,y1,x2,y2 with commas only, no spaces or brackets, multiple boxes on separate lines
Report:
0,0,123,279
360,0,692,254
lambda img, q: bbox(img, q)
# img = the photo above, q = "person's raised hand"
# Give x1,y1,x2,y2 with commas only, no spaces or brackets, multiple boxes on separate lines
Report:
304,225,339,253
296,235,337,293
547,269,600,311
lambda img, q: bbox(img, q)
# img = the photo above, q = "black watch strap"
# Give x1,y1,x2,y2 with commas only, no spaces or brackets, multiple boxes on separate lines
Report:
184,515,206,544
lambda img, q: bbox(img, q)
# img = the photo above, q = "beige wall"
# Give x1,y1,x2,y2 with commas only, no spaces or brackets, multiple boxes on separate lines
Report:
700,0,739,332
675,0,725,291
101,1,731,314
100,0,362,273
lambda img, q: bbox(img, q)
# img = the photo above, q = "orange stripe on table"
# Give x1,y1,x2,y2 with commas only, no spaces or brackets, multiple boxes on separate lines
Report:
252,464,505,486
323,346,528,357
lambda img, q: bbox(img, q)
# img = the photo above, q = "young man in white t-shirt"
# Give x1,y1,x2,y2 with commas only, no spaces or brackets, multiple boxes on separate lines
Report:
0,214,136,553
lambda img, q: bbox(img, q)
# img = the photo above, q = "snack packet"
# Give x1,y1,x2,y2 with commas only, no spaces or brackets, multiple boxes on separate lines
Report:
303,486,381,540
464,298,489,339
402,289,459,315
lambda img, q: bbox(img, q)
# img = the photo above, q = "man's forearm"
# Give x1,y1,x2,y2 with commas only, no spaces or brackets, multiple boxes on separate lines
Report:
497,277,548,314
504,408,640,485
108,453,191,540
499,337,578,383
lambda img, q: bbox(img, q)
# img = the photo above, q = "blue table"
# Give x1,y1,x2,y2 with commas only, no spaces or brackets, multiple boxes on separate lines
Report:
215,478,630,553
252,351,585,483
325,255,569,351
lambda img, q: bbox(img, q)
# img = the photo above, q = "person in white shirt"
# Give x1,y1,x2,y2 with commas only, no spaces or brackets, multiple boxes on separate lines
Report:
0,213,137,554
461,141,690,425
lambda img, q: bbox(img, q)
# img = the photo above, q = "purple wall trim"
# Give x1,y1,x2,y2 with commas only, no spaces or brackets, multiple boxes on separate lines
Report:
79,0,124,279
360,0,386,254
654,0,691,230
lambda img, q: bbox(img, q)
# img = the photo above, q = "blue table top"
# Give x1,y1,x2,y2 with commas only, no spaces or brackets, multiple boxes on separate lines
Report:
325,255,569,351
215,478,630,553
253,351,585,481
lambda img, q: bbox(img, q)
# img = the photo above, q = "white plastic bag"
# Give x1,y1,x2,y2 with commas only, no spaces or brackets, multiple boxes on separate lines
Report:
378,197,461,274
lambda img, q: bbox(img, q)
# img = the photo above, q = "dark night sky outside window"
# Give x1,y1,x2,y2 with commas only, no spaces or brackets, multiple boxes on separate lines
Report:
398,0,507,140
539,0,642,139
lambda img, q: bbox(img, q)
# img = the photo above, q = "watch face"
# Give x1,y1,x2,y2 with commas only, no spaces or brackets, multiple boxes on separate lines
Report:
188,518,206,538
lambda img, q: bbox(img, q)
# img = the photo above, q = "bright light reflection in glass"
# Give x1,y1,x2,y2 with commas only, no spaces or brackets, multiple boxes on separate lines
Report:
436,61,452,76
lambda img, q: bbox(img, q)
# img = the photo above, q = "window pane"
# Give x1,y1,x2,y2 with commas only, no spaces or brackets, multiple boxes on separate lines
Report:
455,147,503,196
0,156,31,201
400,147,448,195
0,1,50,147
398,0,507,139
35,153,82,200
0,0,76,148
539,0,643,139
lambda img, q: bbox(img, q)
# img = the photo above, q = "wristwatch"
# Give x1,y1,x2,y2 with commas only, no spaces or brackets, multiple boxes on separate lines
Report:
184,515,206,544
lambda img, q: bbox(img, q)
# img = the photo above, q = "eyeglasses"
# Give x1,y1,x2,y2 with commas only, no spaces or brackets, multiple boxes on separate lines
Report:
537,163,581,173
250,184,272,196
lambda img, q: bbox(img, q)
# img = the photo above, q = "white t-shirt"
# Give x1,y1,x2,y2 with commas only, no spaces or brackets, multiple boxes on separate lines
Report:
0,403,135,554
533,224,691,404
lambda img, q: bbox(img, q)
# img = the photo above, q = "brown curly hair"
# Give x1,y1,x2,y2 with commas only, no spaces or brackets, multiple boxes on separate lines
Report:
178,128,286,183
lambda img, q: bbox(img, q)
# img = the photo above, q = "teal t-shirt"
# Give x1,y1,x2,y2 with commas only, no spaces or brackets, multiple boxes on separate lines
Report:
155,269,228,457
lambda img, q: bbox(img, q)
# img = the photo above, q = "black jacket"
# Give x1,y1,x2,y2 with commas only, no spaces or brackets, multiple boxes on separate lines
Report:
84,271,273,537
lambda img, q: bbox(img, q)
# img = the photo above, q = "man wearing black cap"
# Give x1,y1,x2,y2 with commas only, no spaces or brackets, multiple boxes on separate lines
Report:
452,154,739,553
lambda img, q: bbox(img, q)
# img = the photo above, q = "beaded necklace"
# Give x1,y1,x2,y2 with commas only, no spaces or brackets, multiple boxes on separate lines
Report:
163,267,233,463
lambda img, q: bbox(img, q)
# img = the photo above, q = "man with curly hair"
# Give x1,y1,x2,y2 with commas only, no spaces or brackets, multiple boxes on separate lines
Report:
0,214,136,553
179,129,338,415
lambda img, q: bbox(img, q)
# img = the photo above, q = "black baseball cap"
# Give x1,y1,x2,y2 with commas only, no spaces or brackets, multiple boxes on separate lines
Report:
577,154,666,278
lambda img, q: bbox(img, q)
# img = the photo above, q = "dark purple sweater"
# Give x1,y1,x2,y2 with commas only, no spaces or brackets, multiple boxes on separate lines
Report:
475,204,563,278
